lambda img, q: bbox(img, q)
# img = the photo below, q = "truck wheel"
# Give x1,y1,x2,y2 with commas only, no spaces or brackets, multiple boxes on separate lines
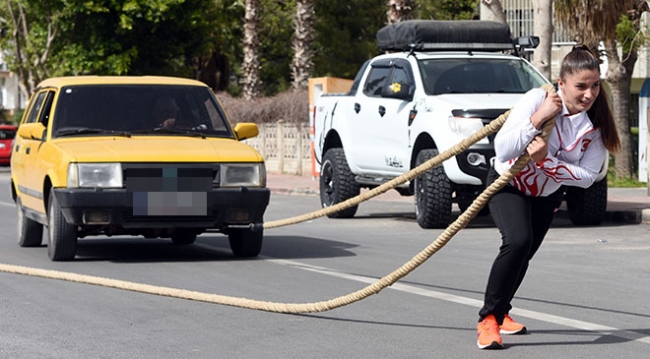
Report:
320,148,360,218
228,228,263,258
47,191,78,261
565,177,607,226
17,198,43,247
414,149,453,229
171,229,198,245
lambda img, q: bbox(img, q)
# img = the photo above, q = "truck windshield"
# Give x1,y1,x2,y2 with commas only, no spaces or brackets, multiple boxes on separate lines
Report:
52,84,233,138
418,58,548,95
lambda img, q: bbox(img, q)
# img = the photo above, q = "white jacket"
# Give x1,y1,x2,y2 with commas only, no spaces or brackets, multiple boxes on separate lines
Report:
493,88,606,197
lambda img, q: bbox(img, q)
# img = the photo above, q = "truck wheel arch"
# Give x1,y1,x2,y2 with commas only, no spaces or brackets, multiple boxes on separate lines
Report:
322,130,343,157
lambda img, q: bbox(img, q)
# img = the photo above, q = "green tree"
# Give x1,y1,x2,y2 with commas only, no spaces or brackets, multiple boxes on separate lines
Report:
0,0,220,95
418,0,480,20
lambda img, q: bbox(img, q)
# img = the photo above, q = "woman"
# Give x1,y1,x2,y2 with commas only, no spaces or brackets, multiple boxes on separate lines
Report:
476,45,621,349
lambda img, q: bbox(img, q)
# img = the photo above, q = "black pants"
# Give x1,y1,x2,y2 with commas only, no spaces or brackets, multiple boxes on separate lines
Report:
478,167,563,324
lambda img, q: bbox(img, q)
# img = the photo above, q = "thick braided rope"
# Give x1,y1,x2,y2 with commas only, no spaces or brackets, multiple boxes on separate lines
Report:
0,85,556,313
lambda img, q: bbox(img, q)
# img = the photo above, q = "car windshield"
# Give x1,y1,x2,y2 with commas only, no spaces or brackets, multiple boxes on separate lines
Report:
418,58,547,95
52,84,233,138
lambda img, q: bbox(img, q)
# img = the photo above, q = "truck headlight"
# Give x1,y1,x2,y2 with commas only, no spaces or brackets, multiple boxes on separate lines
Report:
67,163,123,188
448,116,489,144
220,163,266,188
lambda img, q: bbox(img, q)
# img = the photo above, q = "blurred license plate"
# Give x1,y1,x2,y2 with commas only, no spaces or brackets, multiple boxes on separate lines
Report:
132,192,207,216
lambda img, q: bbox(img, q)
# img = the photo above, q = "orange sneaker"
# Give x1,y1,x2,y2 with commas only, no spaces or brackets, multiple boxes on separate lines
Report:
477,315,503,349
500,314,527,335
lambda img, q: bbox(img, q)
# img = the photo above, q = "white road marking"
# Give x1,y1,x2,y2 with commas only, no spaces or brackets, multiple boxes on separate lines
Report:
266,258,650,345
1,200,14,207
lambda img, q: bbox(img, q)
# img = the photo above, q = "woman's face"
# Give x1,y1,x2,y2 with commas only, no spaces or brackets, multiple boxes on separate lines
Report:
558,68,601,115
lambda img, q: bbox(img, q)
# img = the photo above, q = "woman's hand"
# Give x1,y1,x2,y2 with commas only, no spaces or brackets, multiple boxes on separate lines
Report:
530,92,562,129
527,136,548,165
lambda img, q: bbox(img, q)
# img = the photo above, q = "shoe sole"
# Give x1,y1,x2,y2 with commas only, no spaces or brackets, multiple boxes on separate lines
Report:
477,340,504,349
500,327,527,335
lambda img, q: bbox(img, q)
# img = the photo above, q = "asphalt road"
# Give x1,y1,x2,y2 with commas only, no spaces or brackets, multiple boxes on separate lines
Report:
0,172,649,358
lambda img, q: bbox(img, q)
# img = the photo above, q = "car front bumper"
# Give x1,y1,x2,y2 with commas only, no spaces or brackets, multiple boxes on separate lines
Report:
53,187,270,229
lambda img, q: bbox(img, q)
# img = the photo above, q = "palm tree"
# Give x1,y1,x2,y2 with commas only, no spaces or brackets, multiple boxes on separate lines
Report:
532,0,553,81
242,0,262,100
387,0,415,24
554,0,649,179
291,0,314,90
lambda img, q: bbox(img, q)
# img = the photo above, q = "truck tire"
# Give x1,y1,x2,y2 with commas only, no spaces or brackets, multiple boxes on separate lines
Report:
228,228,263,258
565,177,607,226
17,198,43,247
320,148,360,218
47,191,78,261
414,149,453,229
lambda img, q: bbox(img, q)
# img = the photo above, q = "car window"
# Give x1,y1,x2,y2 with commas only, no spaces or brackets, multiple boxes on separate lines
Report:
24,91,47,124
52,85,233,138
418,58,547,95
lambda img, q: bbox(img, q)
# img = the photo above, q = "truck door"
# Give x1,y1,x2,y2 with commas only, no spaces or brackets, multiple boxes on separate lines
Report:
352,59,415,175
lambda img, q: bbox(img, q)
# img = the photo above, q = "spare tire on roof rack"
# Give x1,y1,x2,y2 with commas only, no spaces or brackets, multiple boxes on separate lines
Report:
376,20,514,52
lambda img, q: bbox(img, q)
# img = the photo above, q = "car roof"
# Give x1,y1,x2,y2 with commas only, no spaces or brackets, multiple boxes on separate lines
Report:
0,124,17,130
35,76,208,90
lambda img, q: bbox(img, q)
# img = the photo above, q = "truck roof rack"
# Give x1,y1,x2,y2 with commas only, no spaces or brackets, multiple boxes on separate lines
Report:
376,20,514,52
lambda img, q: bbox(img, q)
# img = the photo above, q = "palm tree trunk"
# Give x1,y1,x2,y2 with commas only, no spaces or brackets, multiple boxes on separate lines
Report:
480,0,507,24
605,39,635,178
387,0,415,24
532,0,553,80
291,0,314,91
242,0,262,100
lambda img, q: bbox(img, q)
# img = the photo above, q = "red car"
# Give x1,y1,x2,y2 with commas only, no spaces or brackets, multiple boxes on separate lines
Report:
0,124,17,165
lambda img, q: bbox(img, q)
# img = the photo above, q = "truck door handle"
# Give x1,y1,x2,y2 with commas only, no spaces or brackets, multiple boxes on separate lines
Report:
354,103,360,114
378,106,386,117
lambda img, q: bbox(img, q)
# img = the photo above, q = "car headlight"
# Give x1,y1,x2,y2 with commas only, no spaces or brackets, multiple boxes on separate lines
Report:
448,116,489,144
220,163,266,188
67,163,123,188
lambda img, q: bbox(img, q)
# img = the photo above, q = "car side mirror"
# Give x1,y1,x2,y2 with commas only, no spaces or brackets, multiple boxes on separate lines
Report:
381,82,414,101
17,122,46,141
233,122,259,141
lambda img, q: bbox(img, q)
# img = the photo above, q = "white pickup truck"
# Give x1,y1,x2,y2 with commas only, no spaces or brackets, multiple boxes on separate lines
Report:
313,20,608,228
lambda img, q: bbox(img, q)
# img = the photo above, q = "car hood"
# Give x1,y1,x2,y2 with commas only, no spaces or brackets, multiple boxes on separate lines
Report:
53,136,263,163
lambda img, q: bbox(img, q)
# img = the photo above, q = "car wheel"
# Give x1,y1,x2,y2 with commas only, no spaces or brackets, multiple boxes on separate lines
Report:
171,229,198,245
17,198,43,247
320,148,360,218
565,177,607,226
47,191,78,261
414,149,453,229
228,228,263,258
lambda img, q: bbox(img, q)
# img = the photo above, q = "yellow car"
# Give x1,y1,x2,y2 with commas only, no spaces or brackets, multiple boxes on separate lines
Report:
11,76,269,261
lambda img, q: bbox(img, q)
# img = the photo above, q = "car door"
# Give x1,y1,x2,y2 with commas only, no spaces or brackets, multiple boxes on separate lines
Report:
352,59,415,175
18,90,55,213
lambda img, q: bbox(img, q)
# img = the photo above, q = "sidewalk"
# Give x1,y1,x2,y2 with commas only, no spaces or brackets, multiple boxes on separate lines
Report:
267,173,650,224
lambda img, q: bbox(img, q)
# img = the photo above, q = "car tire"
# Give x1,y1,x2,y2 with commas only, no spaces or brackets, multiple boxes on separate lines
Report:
17,198,44,247
414,149,453,229
320,148,360,218
47,191,78,261
228,228,263,258
565,177,607,226
170,229,198,245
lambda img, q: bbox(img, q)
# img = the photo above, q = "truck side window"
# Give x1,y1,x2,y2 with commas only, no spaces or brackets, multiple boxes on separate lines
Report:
363,67,391,97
